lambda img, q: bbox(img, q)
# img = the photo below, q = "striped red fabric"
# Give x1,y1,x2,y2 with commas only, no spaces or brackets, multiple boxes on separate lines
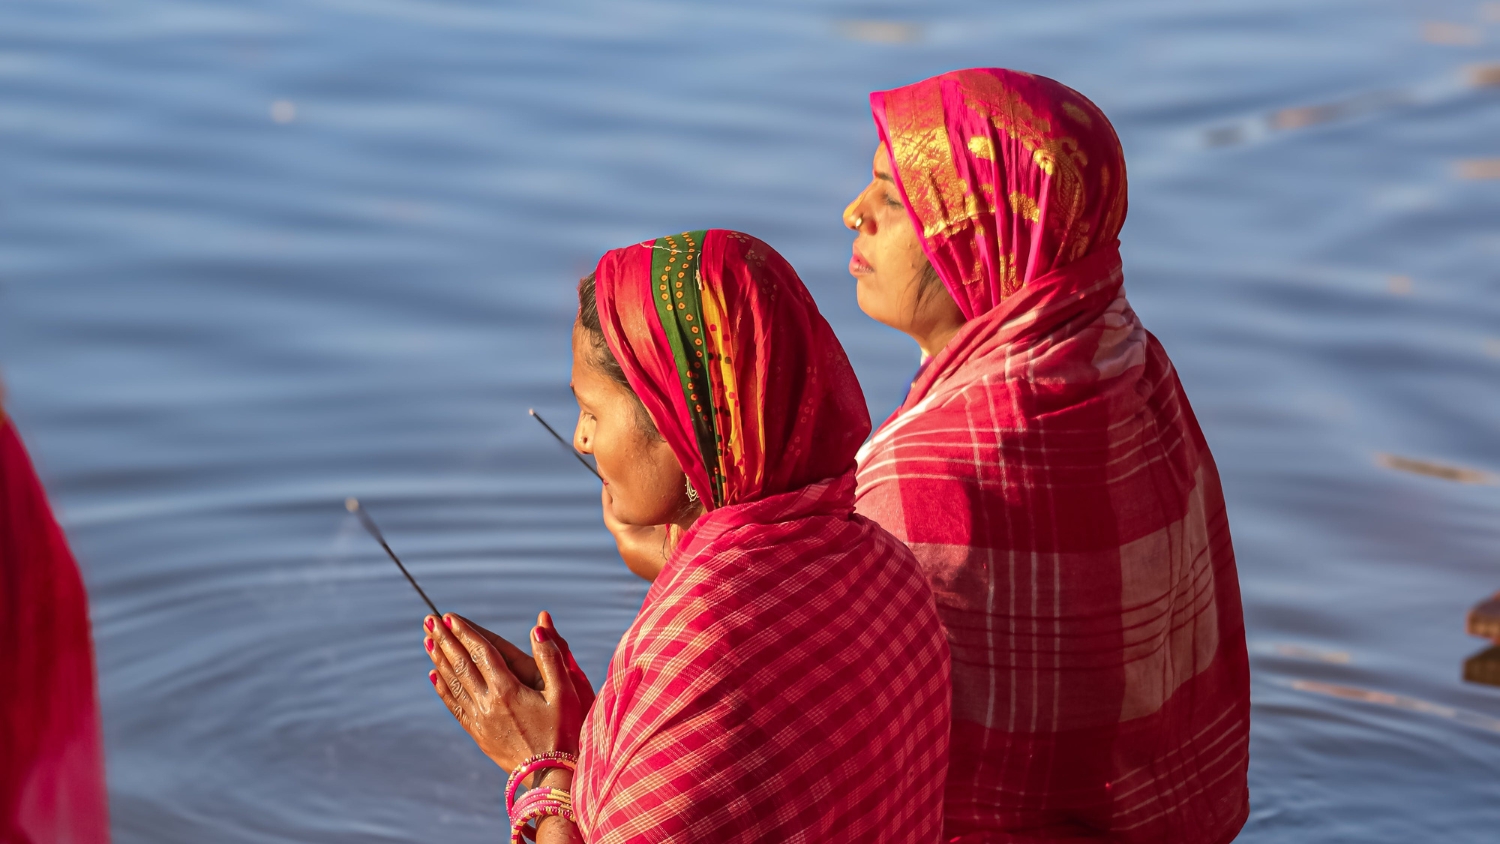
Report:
858,70,1250,843
575,475,950,843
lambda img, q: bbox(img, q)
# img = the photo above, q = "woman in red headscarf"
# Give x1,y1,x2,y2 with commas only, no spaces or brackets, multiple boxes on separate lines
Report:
421,230,950,843
1,393,111,843
841,70,1251,843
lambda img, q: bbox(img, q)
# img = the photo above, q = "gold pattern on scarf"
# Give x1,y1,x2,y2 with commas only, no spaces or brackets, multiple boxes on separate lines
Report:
883,82,973,238
1066,219,1094,263
997,253,1021,297
978,181,999,214
1062,101,1094,127
1100,164,1128,255
881,70,1128,306
1008,192,1040,222
955,71,1091,258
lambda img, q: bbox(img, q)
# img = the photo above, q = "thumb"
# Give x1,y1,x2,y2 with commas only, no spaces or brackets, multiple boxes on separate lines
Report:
538,611,567,649
540,610,583,675
532,623,573,704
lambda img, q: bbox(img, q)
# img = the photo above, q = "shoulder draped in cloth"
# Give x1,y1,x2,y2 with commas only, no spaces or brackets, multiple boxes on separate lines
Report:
1,412,110,843
576,230,951,843
856,69,1251,843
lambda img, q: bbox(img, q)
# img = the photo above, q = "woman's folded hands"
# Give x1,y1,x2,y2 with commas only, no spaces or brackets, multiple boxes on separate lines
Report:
423,611,593,774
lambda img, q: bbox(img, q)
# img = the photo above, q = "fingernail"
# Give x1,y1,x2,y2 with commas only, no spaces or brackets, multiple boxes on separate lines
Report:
533,626,549,643
425,618,434,632
425,639,434,653
443,616,453,630
429,671,438,686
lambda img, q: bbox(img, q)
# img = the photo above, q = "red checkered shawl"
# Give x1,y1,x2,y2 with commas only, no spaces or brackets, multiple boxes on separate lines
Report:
576,231,951,843
1,415,109,843
856,70,1250,842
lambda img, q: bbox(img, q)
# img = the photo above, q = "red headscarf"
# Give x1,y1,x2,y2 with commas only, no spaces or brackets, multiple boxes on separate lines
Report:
858,70,1251,843
575,230,951,843
872,68,1129,317
593,229,870,508
1,412,110,843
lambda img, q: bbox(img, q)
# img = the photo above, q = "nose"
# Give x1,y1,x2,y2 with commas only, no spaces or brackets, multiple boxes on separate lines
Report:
843,192,865,231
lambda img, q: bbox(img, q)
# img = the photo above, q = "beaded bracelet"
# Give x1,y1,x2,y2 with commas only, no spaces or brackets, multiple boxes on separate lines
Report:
509,785,576,844
505,751,579,815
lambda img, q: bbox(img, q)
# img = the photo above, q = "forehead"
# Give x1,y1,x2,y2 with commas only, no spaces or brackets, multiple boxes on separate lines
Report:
872,141,893,175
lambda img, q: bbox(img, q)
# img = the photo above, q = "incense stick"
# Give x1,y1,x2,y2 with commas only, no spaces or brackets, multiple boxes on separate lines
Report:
345,498,442,618
529,408,602,480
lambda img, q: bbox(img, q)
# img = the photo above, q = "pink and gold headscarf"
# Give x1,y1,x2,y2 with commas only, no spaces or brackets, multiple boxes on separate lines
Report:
872,68,1129,319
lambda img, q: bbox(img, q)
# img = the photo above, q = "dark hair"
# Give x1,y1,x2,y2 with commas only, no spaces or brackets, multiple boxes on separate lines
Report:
913,260,945,312
576,273,661,440
577,272,631,387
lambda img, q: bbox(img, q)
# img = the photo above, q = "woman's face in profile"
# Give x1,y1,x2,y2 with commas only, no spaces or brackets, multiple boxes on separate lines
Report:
844,143,930,328
570,325,688,527
843,143,964,353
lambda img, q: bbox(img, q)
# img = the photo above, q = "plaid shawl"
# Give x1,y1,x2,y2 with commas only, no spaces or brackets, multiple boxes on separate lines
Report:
576,231,951,843
856,70,1250,843
1,415,109,843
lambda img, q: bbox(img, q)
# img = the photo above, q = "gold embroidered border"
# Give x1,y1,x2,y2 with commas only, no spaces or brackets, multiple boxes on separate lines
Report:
883,82,973,238
953,70,1093,259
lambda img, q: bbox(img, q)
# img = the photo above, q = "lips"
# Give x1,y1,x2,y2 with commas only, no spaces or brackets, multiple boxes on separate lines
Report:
849,246,873,275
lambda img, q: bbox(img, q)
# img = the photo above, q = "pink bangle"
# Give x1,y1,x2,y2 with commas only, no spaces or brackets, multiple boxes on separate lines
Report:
505,751,578,814
510,785,576,844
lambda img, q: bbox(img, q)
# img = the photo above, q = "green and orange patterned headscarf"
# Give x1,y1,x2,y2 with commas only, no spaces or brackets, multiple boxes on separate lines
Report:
872,68,1129,319
591,230,869,511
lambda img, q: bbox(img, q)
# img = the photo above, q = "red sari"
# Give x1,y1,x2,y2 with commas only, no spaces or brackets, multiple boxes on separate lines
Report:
1,412,110,843
575,230,951,843
856,70,1251,842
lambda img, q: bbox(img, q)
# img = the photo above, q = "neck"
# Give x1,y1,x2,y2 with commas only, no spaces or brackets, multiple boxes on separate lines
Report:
665,502,705,555
915,322,964,359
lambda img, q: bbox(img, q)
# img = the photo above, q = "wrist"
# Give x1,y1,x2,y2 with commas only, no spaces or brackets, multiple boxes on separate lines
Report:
521,768,581,843
531,766,574,791
534,812,581,842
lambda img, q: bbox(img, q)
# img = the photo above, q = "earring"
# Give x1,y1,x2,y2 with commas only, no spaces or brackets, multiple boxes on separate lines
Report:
685,476,699,504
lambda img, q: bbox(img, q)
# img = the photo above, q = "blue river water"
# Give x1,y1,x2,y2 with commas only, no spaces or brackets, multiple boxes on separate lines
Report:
2,1,1498,841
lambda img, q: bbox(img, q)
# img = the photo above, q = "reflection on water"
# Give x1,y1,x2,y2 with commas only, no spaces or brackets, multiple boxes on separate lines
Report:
268,100,297,126
1284,679,1500,734
1468,63,1500,86
1468,593,1500,639
1422,21,1485,46
1265,643,1353,665
835,20,925,45
1456,158,1500,179
1375,453,1493,484
1,0,1499,841
1465,647,1500,688
1200,62,1496,149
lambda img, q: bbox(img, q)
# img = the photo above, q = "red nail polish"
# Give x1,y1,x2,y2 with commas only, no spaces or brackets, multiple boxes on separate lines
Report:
443,616,453,630
425,618,434,632
425,639,434,653
429,671,438,686
533,626,549,643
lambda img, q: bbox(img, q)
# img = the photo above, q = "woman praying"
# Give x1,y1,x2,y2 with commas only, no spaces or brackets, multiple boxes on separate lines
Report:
422,230,951,843
841,69,1252,843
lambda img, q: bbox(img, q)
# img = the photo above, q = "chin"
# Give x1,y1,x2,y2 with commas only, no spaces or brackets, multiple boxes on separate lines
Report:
854,280,900,331
612,500,668,529
853,277,881,318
